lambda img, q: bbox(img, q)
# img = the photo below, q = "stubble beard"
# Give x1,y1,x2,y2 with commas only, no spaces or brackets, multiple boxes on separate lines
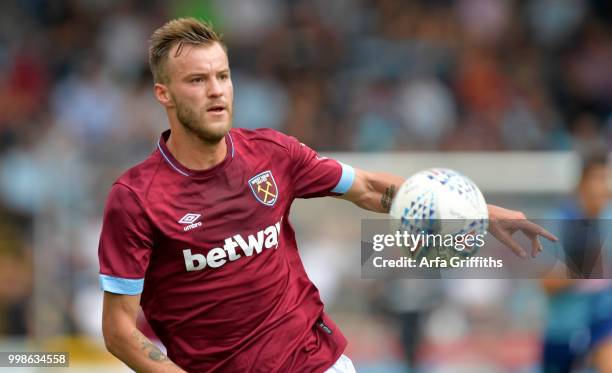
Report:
174,98,231,144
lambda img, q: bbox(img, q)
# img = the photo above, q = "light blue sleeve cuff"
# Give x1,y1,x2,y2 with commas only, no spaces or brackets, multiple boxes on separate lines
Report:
99,274,144,295
331,162,355,194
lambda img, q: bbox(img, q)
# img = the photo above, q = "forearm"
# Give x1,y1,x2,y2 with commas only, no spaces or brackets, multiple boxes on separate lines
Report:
340,170,405,213
105,325,185,373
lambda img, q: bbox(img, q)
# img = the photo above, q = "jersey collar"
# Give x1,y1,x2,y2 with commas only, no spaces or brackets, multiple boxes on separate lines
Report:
157,129,235,178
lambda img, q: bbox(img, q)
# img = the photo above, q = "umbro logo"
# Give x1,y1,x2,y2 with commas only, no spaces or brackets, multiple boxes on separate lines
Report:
178,213,202,231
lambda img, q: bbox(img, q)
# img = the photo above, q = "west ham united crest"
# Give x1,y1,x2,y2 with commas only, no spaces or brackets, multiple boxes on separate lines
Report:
249,170,278,206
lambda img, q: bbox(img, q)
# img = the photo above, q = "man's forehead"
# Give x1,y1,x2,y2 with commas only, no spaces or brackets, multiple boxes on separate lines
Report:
167,42,229,74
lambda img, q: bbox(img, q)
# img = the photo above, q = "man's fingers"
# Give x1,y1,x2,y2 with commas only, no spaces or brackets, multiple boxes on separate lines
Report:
530,234,543,258
495,230,527,258
518,220,558,242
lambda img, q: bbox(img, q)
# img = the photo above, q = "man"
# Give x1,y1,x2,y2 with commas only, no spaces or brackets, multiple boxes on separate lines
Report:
99,18,556,372
541,156,612,373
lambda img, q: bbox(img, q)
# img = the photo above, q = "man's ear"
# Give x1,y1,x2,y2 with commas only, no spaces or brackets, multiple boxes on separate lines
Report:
154,83,174,108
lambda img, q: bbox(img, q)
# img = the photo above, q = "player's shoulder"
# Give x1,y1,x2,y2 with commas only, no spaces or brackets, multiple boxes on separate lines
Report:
111,151,163,200
231,127,297,151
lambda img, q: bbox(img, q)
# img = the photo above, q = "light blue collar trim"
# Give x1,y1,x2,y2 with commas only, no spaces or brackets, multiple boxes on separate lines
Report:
157,140,190,177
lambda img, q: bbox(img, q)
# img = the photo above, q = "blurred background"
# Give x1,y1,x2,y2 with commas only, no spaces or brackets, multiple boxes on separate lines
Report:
1,0,612,371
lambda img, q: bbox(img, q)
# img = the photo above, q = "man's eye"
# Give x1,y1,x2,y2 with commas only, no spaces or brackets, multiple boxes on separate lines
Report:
219,74,229,81
191,77,204,83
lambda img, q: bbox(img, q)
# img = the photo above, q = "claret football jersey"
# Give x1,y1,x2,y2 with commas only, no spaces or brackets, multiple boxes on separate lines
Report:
98,128,355,372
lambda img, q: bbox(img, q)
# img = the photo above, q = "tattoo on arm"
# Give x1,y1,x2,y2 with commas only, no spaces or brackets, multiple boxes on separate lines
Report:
381,185,396,212
131,329,176,365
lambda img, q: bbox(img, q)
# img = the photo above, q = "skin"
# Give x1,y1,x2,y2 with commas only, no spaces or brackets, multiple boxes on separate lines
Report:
593,340,612,373
103,292,185,373
103,40,558,372
578,165,608,219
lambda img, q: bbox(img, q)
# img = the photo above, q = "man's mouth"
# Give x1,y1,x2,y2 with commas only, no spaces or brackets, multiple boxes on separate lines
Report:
207,104,226,113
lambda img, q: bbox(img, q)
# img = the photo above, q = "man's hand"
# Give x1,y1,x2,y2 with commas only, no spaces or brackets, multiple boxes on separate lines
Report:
487,204,558,258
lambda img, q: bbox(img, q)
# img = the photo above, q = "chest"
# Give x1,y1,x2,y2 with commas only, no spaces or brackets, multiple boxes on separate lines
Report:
146,158,292,247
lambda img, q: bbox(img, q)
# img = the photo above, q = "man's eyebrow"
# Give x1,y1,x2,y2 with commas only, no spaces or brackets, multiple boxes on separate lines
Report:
185,72,209,78
184,68,230,78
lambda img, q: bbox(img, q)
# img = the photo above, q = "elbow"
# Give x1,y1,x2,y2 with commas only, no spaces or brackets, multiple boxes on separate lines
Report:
102,315,124,356
102,323,116,354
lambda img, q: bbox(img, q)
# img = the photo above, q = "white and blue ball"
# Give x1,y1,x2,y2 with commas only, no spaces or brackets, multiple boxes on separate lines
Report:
389,168,488,256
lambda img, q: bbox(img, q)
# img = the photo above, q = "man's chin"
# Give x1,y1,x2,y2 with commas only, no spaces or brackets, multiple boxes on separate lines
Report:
188,121,231,144
209,121,232,138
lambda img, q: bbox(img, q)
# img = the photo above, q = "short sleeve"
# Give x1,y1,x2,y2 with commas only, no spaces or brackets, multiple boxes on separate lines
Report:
98,183,154,295
288,137,355,199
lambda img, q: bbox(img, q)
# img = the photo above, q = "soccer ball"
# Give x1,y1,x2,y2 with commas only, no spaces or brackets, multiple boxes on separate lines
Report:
389,168,488,258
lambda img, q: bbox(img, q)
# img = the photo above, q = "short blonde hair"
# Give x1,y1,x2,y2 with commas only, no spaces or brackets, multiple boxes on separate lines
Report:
148,18,225,83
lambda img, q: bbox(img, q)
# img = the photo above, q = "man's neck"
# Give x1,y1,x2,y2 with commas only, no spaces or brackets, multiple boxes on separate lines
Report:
166,126,228,171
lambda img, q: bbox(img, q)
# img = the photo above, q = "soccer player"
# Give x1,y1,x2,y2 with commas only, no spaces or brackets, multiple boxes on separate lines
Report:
541,156,612,373
99,18,557,372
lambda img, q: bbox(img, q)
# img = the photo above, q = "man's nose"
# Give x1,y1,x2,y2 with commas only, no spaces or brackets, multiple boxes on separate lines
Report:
207,77,223,97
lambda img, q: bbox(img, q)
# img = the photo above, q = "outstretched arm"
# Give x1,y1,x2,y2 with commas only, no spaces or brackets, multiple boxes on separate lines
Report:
102,292,186,373
336,168,558,257
335,168,405,213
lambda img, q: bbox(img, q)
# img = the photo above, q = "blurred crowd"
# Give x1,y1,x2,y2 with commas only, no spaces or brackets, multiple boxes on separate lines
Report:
1,0,612,371
0,0,610,217
2,0,612,158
